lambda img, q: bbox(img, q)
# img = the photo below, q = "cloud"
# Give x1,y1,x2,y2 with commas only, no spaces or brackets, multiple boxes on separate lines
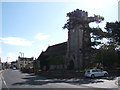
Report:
35,33,50,40
0,37,33,46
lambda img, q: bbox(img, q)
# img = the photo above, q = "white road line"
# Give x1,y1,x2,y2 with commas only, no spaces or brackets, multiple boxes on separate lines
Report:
0,71,2,90
1,71,9,90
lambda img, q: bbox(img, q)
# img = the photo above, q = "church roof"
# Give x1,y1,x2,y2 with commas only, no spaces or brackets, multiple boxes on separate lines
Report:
45,42,67,56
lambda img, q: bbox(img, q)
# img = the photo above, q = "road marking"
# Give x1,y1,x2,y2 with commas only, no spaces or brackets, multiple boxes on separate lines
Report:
0,71,2,90
0,71,2,74
1,71,9,90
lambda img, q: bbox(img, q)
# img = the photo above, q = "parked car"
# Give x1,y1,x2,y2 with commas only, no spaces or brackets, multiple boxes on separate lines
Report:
13,67,16,70
85,69,108,78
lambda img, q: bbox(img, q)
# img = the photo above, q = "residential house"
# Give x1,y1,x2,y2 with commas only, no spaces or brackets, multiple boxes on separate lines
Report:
17,57,34,72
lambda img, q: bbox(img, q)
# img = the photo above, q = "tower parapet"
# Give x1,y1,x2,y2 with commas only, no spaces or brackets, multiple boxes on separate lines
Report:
63,9,88,30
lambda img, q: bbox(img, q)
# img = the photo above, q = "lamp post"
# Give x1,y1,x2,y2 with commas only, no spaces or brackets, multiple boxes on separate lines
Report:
7,57,10,62
19,52,24,57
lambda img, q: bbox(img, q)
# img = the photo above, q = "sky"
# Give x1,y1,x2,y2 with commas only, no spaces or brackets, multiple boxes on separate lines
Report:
0,0,118,62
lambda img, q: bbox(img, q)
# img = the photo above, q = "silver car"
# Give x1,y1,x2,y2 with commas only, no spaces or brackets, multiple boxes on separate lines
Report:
13,67,16,70
85,69,108,78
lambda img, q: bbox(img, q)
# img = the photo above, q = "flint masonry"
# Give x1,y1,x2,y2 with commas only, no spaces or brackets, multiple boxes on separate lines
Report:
64,9,103,70
66,10,91,70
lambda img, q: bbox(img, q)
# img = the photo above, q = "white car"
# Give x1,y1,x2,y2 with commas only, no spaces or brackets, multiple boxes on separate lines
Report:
85,69,108,78
13,67,16,70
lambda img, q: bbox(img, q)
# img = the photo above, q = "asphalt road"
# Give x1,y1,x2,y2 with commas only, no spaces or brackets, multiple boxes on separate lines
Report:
0,69,119,90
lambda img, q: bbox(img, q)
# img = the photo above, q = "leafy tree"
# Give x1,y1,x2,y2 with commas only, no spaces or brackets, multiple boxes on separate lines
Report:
91,43,120,69
90,22,120,69
105,22,120,50
90,27,107,48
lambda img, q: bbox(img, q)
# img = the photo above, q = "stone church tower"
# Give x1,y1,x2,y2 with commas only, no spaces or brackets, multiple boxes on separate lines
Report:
63,9,104,70
67,24,91,69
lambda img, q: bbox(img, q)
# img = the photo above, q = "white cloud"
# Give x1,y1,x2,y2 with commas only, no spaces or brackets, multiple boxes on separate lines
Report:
0,37,33,46
35,33,50,40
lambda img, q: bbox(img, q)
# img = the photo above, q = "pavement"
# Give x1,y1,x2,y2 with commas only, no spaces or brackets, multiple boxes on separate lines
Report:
81,78,118,88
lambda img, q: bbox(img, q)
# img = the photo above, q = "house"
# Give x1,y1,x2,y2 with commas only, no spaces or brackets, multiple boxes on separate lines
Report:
17,57,34,72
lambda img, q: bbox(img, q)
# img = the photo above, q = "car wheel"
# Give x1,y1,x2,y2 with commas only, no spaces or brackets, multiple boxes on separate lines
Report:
104,73,108,77
91,74,95,78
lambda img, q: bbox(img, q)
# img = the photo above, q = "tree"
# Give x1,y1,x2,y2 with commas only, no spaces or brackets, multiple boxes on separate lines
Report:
91,22,120,69
93,45,119,69
90,27,107,48
105,22,120,50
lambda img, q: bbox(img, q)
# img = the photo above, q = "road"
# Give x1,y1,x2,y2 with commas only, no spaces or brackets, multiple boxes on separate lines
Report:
0,69,119,90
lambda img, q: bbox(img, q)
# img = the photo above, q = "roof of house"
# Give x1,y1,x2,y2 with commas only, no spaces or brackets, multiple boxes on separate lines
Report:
11,61,17,64
18,57,33,61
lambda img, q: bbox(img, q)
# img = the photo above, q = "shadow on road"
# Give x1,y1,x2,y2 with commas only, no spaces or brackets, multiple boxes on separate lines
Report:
12,72,119,86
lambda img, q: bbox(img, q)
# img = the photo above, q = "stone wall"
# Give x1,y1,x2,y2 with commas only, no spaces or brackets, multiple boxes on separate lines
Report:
67,10,91,70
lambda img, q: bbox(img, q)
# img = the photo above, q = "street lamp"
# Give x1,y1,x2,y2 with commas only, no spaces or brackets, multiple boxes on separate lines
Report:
19,52,22,57
7,57,10,62
19,52,24,57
